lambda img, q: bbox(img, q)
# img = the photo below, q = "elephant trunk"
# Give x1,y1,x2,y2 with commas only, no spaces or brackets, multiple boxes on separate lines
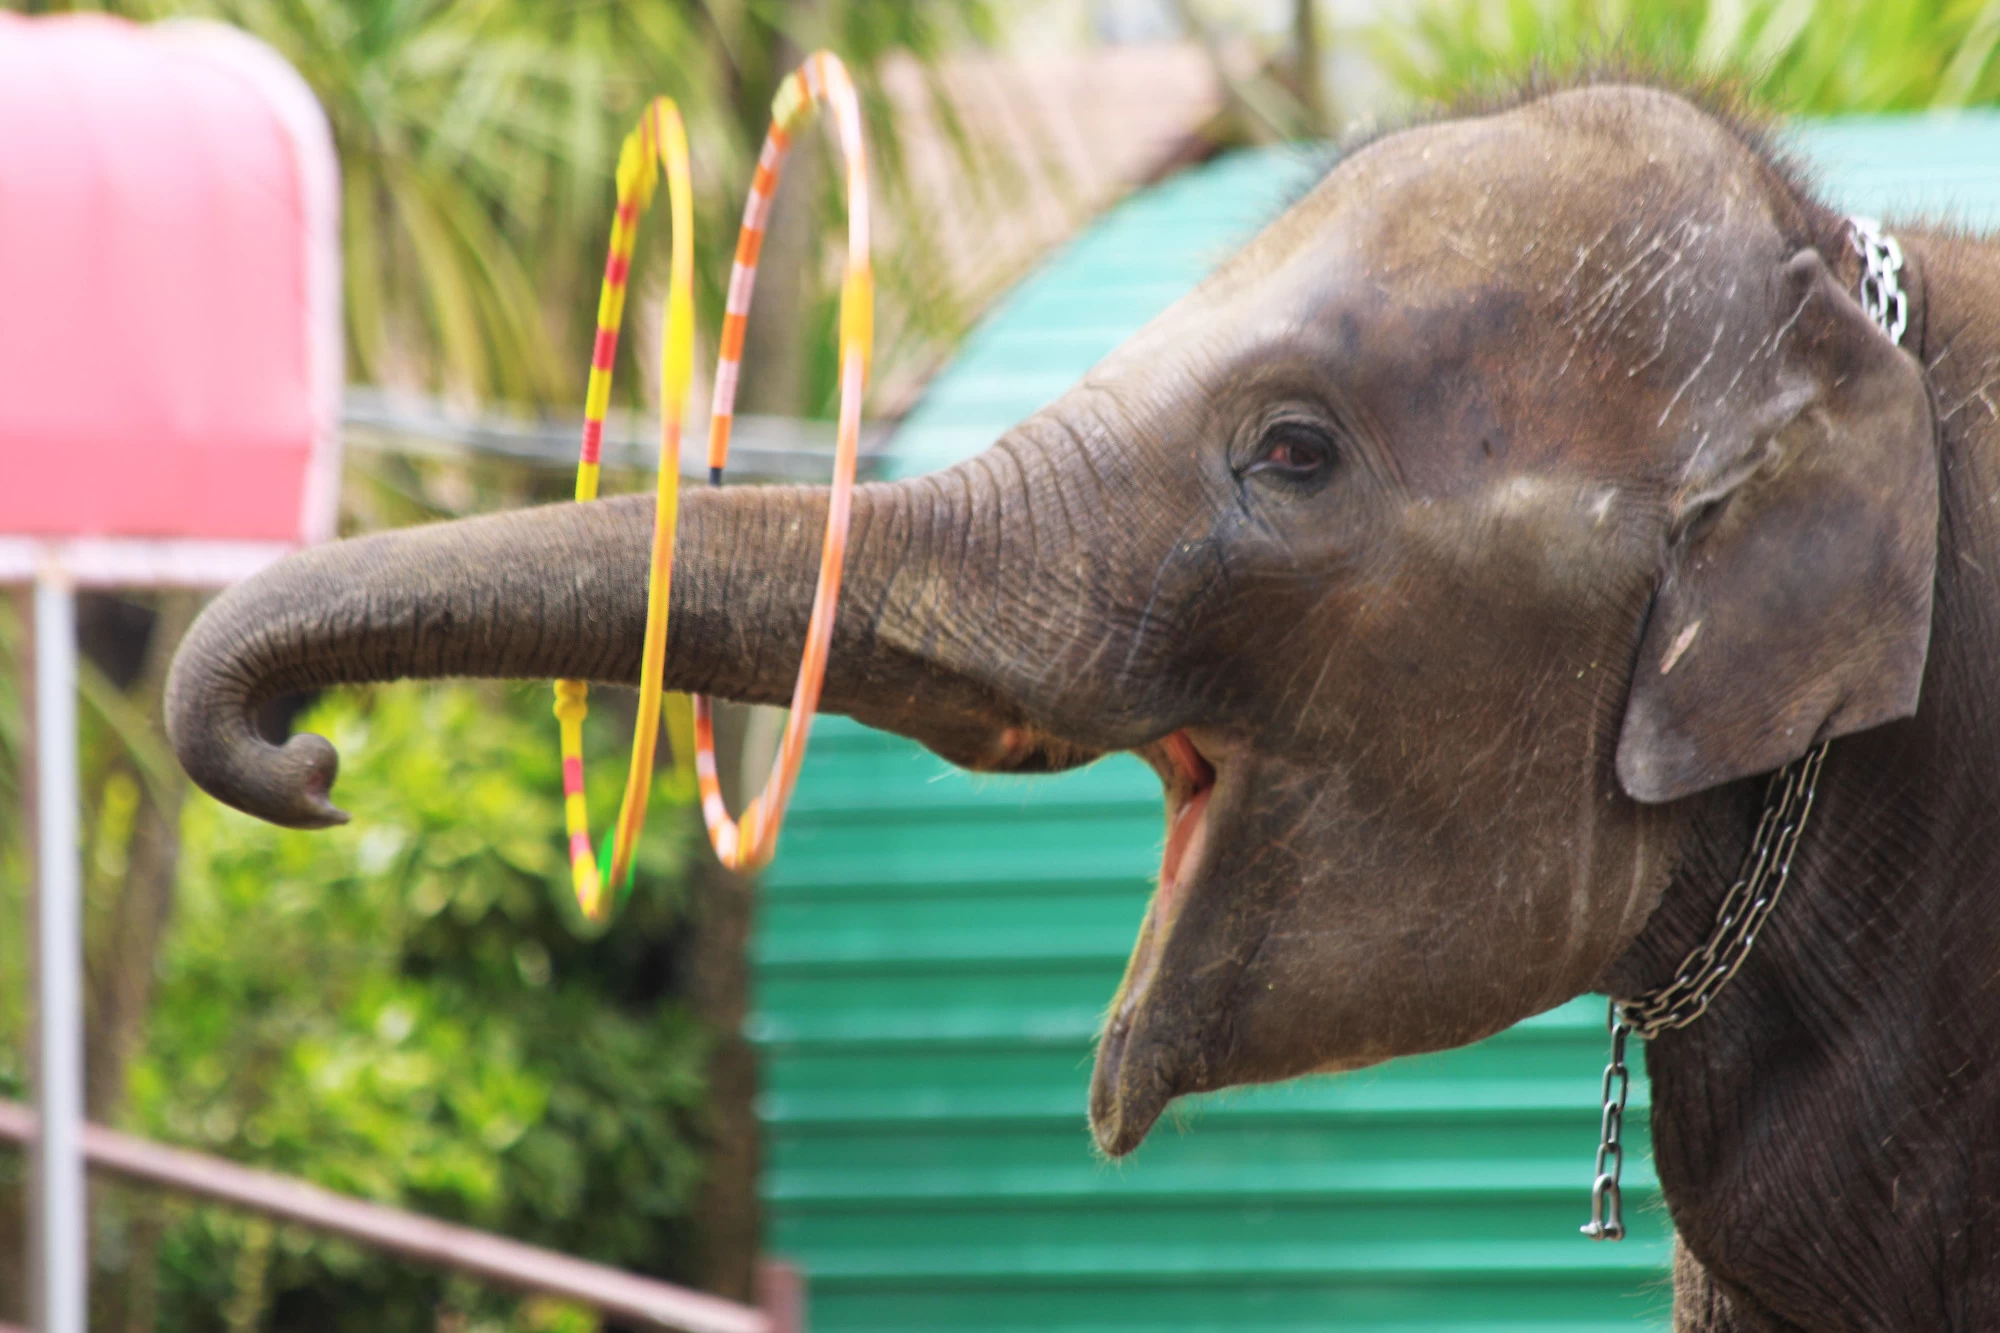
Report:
166,438,1131,829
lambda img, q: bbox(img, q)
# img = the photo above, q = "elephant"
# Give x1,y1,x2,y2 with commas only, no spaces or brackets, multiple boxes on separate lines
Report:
167,77,2000,1329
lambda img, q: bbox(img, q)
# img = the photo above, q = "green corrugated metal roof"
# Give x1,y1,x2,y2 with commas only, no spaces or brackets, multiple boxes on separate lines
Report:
880,147,1334,481
757,114,2000,1333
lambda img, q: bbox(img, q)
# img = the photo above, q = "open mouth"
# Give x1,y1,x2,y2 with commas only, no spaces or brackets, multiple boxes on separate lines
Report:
1094,729,1220,1150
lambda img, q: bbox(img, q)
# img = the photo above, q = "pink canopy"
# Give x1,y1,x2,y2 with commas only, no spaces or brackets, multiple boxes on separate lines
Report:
0,13,340,586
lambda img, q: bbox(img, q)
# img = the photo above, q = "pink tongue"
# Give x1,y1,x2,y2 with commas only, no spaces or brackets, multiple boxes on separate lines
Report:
1159,784,1213,916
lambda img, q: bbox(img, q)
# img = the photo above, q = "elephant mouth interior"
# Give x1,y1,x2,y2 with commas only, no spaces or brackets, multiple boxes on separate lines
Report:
1156,731,1218,922
1119,730,1218,1014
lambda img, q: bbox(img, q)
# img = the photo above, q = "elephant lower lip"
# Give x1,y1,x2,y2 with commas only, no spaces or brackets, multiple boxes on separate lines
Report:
1090,1022,1171,1155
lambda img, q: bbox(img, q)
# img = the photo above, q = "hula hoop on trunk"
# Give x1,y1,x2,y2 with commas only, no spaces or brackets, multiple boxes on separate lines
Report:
553,97,696,920
693,51,872,871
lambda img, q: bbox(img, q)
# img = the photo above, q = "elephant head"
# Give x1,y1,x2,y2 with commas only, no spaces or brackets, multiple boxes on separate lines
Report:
167,82,1939,1159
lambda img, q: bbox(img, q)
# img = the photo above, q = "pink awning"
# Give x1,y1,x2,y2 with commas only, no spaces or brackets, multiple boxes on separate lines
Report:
0,13,340,584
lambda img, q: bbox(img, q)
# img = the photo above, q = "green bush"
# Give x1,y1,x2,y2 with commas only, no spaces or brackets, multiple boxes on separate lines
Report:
125,682,706,1331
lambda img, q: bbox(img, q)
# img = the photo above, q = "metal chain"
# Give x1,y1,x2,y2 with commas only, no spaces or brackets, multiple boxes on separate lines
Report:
1581,1007,1632,1240
1618,742,1830,1039
1581,214,1907,1242
1581,741,1827,1240
1851,215,1909,348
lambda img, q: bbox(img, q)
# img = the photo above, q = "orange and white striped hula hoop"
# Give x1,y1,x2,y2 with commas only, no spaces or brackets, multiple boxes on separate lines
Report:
693,51,872,871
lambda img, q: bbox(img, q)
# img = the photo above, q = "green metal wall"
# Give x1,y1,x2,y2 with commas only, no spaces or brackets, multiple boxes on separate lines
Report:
754,119,2000,1332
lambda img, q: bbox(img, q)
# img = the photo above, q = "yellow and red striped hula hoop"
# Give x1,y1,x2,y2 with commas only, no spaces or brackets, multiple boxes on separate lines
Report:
553,96,696,920
693,51,872,872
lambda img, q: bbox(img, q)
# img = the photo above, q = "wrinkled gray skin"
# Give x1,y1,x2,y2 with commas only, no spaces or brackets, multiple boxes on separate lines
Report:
169,82,2000,1328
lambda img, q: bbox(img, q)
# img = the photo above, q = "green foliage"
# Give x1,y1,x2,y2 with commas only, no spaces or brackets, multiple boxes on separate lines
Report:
124,682,707,1330
134,0,708,404
0,592,191,1111
1371,0,2000,114
0,574,711,1331
75,0,1004,413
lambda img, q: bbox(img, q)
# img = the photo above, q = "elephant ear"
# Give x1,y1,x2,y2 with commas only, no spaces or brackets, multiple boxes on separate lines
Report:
1616,248,1938,804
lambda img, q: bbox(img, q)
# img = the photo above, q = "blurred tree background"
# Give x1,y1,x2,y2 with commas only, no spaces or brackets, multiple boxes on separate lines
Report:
113,0,1004,419
1372,0,2000,113
0,0,1006,1326
1,544,715,1331
120,684,706,1332
3,0,1999,1328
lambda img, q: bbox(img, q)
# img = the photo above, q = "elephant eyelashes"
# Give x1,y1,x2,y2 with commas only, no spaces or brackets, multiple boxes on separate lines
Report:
1243,423,1337,487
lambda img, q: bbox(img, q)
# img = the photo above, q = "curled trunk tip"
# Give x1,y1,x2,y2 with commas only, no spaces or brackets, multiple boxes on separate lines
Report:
165,645,349,829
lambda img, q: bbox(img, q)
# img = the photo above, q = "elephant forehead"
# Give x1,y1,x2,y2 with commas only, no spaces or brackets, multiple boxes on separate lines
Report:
1090,87,1811,501
1210,93,1784,369
1215,114,1794,482
1308,87,1780,283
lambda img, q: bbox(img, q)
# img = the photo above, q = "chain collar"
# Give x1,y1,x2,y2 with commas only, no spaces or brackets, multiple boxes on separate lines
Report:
1579,215,1910,1242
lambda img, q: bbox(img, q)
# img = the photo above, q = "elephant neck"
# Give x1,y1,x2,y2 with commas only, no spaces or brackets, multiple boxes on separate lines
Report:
1615,228,2000,1333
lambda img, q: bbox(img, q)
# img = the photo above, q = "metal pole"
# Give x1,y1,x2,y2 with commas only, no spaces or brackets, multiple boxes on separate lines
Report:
29,566,85,1333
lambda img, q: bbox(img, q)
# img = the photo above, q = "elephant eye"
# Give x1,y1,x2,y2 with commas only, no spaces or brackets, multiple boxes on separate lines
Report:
1245,424,1336,484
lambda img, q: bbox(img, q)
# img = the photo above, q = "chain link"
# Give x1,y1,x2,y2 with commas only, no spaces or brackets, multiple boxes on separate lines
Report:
1580,213,1905,1242
1851,215,1909,348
